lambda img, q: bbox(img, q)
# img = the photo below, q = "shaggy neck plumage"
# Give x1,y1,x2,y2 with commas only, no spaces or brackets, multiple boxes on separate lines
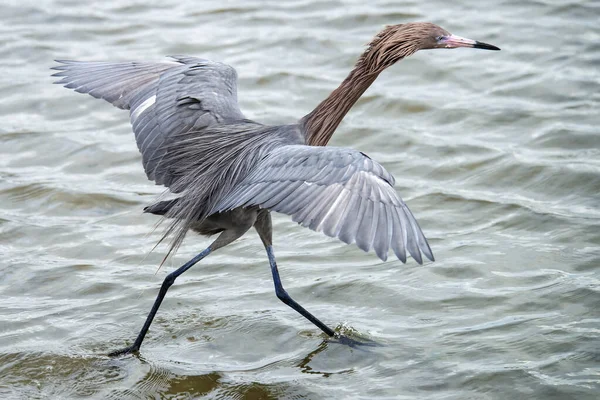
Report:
301,63,379,146
301,26,419,146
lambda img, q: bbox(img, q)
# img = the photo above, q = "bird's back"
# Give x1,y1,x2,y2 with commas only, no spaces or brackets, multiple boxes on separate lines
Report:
150,122,304,237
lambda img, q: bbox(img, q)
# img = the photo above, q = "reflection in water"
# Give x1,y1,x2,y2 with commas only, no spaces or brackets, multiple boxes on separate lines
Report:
298,341,334,377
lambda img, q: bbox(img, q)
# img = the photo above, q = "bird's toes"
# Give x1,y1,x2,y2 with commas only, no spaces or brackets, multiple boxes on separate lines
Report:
329,333,382,348
107,345,139,357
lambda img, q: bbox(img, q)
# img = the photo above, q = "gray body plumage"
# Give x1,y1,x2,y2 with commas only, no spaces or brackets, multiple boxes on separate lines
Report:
52,56,433,263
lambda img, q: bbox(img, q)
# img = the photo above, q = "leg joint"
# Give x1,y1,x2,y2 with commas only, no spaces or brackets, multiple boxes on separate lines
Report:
275,287,291,303
162,272,176,289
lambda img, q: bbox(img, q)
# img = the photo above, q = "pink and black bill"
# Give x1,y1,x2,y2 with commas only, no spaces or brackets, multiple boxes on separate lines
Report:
439,34,500,51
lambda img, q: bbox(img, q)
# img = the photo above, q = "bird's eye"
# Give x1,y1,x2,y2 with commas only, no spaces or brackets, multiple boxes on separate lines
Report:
436,35,444,41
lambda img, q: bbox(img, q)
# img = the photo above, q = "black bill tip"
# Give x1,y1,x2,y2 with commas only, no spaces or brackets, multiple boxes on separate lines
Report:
474,41,501,51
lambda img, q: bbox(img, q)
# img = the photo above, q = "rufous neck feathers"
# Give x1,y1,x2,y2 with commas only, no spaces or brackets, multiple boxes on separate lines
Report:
301,25,421,146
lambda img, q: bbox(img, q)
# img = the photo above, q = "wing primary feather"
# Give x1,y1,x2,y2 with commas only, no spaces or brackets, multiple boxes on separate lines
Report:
369,183,381,251
336,193,361,245
320,187,351,238
68,66,162,99
390,207,407,263
355,199,374,253
298,186,338,229
401,207,423,265
372,204,389,262
308,185,343,232
404,206,435,262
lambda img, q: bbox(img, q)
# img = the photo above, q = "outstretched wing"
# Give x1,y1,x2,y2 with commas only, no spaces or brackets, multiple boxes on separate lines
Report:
51,59,176,109
52,56,246,188
213,145,434,264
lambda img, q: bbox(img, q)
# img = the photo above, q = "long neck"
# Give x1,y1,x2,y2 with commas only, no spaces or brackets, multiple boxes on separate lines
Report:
300,24,423,146
300,62,380,146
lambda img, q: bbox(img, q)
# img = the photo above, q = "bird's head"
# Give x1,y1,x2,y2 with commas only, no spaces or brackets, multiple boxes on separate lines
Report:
360,22,500,73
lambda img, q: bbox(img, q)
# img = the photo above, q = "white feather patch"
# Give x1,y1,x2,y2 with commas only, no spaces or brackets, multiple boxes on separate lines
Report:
130,95,156,123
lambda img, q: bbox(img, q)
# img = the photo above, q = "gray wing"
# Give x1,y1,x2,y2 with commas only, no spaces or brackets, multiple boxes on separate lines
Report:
213,145,434,264
51,59,176,109
52,56,245,188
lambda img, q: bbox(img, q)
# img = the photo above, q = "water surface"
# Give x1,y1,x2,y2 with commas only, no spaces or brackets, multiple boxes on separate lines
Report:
0,0,598,399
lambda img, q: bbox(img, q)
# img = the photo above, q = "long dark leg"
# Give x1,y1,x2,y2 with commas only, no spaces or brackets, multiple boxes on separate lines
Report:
109,228,248,356
254,211,335,337
267,246,335,337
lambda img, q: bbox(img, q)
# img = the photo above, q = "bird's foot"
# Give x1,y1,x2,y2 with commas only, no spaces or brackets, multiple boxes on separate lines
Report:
329,333,381,348
107,344,139,357
324,323,382,347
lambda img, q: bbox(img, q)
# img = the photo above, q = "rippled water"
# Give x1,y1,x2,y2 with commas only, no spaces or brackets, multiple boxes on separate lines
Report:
1,0,599,399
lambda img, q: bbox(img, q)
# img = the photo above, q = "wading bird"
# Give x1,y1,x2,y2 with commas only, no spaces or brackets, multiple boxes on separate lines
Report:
52,22,499,356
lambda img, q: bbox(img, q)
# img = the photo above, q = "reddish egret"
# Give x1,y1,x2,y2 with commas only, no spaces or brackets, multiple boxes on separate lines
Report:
52,22,499,356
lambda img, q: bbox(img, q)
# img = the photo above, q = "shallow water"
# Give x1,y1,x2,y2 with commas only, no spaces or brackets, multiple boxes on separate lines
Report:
1,0,599,399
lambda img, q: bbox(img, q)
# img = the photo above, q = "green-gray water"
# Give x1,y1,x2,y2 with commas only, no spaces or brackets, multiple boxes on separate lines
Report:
1,0,598,399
